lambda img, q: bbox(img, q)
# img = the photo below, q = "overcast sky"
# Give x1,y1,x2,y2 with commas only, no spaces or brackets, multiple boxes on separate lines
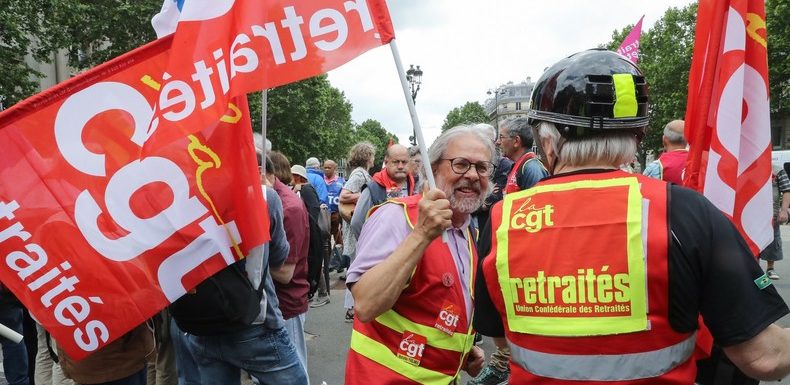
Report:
327,0,696,146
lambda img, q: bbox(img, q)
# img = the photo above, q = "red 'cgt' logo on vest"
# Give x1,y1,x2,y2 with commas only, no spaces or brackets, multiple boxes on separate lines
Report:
397,331,427,366
434,301,460,335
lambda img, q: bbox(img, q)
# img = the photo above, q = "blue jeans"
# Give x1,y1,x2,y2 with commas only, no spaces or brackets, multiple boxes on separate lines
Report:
283,313,308,380
187,326,307,385
170,319,201,385
0,305,29,385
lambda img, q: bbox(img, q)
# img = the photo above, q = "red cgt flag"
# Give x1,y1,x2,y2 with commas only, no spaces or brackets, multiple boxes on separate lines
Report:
684,0,773,255
144,0,395,149
0,35,268,360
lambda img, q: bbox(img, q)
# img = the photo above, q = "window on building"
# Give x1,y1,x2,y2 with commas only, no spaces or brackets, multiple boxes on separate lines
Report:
516,102,522,111
772,122,783,149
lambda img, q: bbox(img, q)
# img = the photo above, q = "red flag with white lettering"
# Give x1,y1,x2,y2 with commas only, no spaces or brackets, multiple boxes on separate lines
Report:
0,36,268,360
145,0,395,149
684,0,772,255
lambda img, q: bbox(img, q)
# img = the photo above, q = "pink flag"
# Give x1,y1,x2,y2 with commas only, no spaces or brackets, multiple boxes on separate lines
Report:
617,16,644,64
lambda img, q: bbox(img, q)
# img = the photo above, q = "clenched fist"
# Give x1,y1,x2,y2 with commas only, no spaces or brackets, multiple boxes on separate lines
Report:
414,188,452,241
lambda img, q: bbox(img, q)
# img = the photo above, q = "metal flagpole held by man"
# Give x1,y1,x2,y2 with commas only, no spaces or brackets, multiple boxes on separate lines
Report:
388,40,448,242
260,89,268,156
389,41,436,191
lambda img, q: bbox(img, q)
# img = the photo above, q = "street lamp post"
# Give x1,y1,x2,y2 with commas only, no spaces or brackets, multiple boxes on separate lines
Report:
406,64,423,146
487,87,505,135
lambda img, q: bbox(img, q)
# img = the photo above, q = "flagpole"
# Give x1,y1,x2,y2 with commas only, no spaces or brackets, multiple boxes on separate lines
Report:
390,40,448,242
389,41,435,190
0,322,23,344
261,89,268,156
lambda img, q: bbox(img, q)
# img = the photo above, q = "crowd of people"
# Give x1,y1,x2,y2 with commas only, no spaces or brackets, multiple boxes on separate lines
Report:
2,48,790,385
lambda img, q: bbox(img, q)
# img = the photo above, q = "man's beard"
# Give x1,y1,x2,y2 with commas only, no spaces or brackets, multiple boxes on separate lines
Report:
437,174,491,214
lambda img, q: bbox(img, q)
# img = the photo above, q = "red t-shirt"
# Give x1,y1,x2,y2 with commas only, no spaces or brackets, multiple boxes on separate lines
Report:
272,179,310,319
657,150,688,185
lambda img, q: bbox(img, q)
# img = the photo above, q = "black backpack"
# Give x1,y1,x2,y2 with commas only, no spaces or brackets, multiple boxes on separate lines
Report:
298,184,327,298
169,259,264,336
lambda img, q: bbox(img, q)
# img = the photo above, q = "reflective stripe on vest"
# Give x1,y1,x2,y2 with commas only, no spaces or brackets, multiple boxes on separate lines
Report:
352,197,477,383
509,332,696,381
350,330,454,385
349,308,475,384
371,197,477,318
496,177,648,336
376,309,470,352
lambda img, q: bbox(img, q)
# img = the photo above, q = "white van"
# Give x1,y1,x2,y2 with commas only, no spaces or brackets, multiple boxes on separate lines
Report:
772,150,790,171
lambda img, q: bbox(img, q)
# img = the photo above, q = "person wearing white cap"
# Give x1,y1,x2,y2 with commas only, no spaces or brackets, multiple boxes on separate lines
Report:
291,165,308,182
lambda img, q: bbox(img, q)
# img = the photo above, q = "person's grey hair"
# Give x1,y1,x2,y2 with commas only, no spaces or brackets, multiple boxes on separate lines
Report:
347,141,376,169
408,145,420,157
503,117,535,148
473,123,496,142
252,132,271,154
663,122,687,145
536,122,637,169
428,125,497,172
305,157,320,169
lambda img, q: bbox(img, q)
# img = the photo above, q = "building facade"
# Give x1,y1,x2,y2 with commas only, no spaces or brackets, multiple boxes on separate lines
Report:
485,77,535,133
24,49,73,93
772,113,790,149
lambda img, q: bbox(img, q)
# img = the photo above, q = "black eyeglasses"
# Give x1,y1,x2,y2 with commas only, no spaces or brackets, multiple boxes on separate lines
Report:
441,158,495,177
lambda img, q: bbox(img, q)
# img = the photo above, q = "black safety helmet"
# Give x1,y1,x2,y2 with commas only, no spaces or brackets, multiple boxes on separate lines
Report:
527,49,649,138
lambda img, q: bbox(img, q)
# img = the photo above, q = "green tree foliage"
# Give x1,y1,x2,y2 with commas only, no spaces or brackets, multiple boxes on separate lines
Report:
767,0,790,114
638,4,697,156
603,1,790,156
248,76,397,167
604,4,697,159
441,102,489,132
258,75,355,166
354,118,397,172
36,0,161,70
1,0,160,106
1,0,45,105
249,75,398,164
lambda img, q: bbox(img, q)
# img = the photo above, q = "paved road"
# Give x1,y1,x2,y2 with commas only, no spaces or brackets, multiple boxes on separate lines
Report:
3,228,790,385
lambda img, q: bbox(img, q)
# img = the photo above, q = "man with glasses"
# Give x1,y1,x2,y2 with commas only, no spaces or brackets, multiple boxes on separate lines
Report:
344,126,493,384
407,145,424,192
495,117,548,195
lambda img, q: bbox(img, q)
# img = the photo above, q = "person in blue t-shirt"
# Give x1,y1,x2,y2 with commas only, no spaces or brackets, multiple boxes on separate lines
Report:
323,159,345,245
321,159,347,300
305,157,329,206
